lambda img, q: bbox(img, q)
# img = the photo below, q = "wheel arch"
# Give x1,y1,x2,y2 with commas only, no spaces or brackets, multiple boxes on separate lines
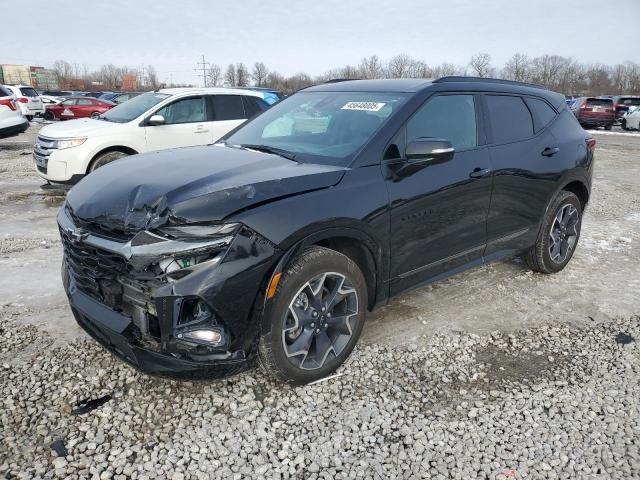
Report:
265,227,384,312
561,179,589,210
88,145,138,172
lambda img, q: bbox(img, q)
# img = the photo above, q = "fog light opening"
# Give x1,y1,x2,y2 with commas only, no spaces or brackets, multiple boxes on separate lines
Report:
178,328,222,345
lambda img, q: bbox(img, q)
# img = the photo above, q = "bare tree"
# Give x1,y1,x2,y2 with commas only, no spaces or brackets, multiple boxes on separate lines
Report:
469,53,495,78
236,63,250,87
359,55,384,79
224,64,237,86
207,64,222,86
52,60,74,82
252,62,269,86
387,54,415,78
502,53,531,82
145,65,160,89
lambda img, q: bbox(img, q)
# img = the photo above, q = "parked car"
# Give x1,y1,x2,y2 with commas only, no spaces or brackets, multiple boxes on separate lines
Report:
0,85,29,137
98,92,119,102
621,106,640,130
565,95,576,108
236,87,284,105
612,95,640,122
42,90,74,98
3,85,45,120
44,96,115,121
57,77,594,383
34,88,271,184
111,92,142,104
571,97,615,129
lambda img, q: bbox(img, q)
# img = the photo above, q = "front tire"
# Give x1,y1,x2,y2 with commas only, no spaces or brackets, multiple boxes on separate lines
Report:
524,191,582,274
89,150,129,172
258,246,368,384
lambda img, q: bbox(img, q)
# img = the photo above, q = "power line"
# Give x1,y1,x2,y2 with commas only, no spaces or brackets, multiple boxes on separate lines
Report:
195,55,209,87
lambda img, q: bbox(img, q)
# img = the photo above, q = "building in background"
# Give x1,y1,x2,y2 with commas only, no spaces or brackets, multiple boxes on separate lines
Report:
121,74,138,91
1,64,32,85
30,66,59,90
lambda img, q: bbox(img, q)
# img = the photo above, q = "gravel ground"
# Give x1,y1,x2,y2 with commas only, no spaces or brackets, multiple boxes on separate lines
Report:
1,124,639,479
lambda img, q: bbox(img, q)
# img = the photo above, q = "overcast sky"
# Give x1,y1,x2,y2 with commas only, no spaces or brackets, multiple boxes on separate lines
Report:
2,0,638,84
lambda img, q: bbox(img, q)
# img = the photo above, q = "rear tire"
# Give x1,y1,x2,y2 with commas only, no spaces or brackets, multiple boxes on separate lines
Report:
524,191,582,274
258,246,367,385
89,150,129,172
90,111,100,119
25,115,33,121
43,111,54,121
604,124,612,131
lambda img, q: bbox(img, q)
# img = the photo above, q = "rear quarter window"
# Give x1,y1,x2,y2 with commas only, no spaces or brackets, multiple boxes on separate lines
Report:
525,97,557,132
485,95,534,144
0,86,12,97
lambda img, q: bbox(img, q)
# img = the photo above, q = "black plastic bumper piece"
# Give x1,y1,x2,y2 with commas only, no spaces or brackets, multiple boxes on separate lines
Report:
68,287,253,380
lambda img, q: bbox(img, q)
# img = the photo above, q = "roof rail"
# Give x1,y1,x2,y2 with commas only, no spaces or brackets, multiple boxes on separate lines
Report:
434,76,546,90
324,78,360,84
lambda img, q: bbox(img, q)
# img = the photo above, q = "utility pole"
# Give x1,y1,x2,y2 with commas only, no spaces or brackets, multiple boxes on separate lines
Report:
139,64,146,88
195,55,209,87
73,62,79,79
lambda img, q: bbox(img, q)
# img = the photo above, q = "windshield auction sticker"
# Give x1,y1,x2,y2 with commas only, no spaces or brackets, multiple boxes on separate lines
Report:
341,102,386,111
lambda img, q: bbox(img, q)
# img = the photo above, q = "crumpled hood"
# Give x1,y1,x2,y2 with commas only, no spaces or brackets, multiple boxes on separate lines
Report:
66,145,347,232
39,117,119,138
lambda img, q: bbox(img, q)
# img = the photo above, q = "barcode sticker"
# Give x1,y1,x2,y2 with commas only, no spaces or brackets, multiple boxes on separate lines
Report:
341,102,386,112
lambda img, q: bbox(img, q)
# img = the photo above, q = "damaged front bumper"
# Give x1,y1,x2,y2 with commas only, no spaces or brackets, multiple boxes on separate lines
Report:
58,207,280,379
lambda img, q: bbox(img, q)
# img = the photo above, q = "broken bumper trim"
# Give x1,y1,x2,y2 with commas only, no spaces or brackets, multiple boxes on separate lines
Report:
68,286,253,380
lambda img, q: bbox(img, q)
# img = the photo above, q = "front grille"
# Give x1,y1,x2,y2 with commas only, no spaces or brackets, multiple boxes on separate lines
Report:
60,226,129,305
33,135,57,171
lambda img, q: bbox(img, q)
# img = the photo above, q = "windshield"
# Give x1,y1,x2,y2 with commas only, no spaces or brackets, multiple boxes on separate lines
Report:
224,91,409,165
101,91,170,123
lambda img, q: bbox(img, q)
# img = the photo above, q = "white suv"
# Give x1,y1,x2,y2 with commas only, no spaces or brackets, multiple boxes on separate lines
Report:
34,88,271,184
0,85,29,137
4,85,45,120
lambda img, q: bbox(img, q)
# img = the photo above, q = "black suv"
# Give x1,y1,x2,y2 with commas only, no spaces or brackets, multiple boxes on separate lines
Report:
59,77,594,384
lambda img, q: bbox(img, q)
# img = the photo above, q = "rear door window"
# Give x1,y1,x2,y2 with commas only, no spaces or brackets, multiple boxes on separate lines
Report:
485,95,534,144
61,99,78,106
525,97,557,132
210,95,245,121
77,99,93,105
407,94,477,150
0,86,12,97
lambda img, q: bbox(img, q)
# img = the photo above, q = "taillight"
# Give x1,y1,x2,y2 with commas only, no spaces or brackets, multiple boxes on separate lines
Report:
0,99,17,110
586,138,596,153
17,97,28,103
581,105,592,112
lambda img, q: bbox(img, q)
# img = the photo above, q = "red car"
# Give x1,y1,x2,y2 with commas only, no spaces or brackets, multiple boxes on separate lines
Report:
612,96,640,122
45,96,115,121
571,97,615,130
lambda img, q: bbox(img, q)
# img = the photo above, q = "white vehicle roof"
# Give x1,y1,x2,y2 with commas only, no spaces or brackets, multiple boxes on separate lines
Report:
155,87,264,98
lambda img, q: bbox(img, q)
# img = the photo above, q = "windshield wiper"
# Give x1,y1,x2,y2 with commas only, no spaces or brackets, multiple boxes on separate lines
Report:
239,144,298,162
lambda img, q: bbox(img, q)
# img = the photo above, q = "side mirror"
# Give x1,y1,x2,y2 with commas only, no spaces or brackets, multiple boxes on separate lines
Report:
388,138,455,180
148,114,165,126
405,138,455,163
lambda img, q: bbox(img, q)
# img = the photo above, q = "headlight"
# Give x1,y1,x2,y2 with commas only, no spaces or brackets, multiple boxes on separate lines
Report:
53,137,87,149
156,223,239,239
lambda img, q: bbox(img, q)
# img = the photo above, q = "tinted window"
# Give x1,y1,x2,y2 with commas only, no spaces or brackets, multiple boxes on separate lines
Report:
407,94,477,149
103,92,170,123
525,97,557,132
77,99,93,105
61,99,77,106
486,95,534,144
586,98,612,107
242,96,268,118
211,95,245,120
19,87,38,97
617,97,640,106
156,96,206,124
0,85,12,97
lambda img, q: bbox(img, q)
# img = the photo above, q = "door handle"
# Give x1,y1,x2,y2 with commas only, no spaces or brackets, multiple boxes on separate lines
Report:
542,147,560,157
469,167,491,179
194,130,209,134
